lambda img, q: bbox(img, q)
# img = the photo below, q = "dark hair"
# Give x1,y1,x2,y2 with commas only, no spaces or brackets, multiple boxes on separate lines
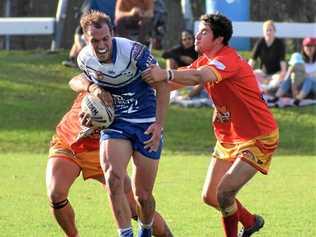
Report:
80,10,113,34
200,13,233,45
302,46,316,63
182,29,194,37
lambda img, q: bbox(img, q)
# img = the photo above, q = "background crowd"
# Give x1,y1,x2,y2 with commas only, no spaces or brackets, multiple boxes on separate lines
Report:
61,0,316,109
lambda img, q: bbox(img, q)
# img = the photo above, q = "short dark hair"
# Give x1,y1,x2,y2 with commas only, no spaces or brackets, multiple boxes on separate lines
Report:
200,13,233,45
80,10,113,34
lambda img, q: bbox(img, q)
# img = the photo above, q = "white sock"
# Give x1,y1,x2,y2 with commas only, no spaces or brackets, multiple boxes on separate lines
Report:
138,218,154,229
118,226,133,237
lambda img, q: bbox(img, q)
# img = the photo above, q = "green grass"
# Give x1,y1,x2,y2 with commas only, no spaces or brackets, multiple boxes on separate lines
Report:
0,50,316,236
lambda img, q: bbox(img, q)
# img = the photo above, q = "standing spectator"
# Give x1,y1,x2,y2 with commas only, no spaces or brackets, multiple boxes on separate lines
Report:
62,0,116,68
269,37,316,106
115,0,154,46
143,13,279,237
151,0,167,50
248,20,287,94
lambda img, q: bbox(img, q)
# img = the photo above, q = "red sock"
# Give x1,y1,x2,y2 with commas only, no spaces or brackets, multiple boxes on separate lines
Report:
236,199,255,228
222,211,238,237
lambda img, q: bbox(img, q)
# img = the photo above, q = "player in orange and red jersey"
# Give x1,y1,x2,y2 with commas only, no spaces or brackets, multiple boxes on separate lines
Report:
46,89,173,237
142,13,279,237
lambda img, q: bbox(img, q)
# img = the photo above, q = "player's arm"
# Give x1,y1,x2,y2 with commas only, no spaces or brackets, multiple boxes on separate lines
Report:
152,81,170,130
142,64,217,86
144,80,170,152
68,73,113,106
69,73,91,92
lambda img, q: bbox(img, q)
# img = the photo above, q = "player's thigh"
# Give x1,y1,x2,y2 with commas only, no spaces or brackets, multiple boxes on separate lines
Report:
100,139,133,174
46,158,80,196
202,158,232,200
131,151,159,194
219,157,257,194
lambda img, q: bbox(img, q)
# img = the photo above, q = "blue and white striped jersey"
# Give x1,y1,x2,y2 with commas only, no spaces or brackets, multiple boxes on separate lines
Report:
78,37,157,123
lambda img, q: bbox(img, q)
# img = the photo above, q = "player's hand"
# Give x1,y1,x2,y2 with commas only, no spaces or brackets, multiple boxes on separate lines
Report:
79,111,93,127
144,122,163,152
88,84,113,106
142,65,167,84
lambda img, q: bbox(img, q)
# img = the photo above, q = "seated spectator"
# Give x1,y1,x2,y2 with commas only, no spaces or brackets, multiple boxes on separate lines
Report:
248,20,287,94
269,37,316,106
162,30,210,106
162,30,197,69
62,0,116,68
115,0,154,46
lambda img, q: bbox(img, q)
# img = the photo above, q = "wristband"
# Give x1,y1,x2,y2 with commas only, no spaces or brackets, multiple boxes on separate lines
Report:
166,69,174,81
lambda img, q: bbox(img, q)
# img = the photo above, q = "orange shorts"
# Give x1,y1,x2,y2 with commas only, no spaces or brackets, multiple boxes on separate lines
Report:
212,130,279,174
48,135,103,180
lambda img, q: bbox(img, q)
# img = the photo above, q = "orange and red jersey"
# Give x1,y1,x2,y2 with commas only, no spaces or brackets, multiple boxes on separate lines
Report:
55,92,99,153
188,46,278,143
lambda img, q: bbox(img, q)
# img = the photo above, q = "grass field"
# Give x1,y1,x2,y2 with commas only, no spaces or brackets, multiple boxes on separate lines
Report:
0,50,315,237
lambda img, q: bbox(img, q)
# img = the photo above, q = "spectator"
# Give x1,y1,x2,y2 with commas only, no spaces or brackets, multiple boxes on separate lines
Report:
151,0,167,50
162,30,209,106
269,37,316,106
162,30,197,69
62,0,116,68
115,0,154,46
248,20,287,94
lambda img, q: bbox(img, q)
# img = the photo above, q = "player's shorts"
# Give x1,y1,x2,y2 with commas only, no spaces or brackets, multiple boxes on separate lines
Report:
100,119,163,160
48,135,103,180
212,129,279,174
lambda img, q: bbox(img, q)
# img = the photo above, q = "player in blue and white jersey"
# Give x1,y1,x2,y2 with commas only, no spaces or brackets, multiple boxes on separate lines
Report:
69,10,170,237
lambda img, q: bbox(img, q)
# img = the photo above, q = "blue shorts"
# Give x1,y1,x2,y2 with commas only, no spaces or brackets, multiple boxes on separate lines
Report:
100,119,163,160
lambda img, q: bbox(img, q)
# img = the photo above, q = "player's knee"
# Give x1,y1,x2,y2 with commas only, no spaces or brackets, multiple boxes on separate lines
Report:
201,192,219,208
105,170,124,195
134,190,153,207
47,186,68,204
216,186,237,208
49,198,69,210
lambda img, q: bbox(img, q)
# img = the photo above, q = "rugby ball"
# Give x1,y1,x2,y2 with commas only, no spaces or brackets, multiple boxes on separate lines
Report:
81,94,115,128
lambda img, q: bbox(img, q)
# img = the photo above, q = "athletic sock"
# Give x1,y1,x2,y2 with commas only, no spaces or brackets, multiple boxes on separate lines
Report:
222,211,239,237
138,219,153,237
236,199,256,229
118,227,133,237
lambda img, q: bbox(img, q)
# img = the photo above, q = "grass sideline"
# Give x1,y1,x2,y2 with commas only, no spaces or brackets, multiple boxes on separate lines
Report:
0,50,315,236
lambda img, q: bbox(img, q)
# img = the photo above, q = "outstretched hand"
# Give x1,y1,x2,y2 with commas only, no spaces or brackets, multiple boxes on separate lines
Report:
144,122,163,152
142,65,167,84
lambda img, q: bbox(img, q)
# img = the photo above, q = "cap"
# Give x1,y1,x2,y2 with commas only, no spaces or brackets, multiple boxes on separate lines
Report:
289,52,304,66
302,37,316,46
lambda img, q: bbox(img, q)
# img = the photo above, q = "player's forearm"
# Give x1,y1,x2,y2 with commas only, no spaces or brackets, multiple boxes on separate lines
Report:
170,66,216,86
69,73,91,92
169,69,202,86
154,81,170,129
